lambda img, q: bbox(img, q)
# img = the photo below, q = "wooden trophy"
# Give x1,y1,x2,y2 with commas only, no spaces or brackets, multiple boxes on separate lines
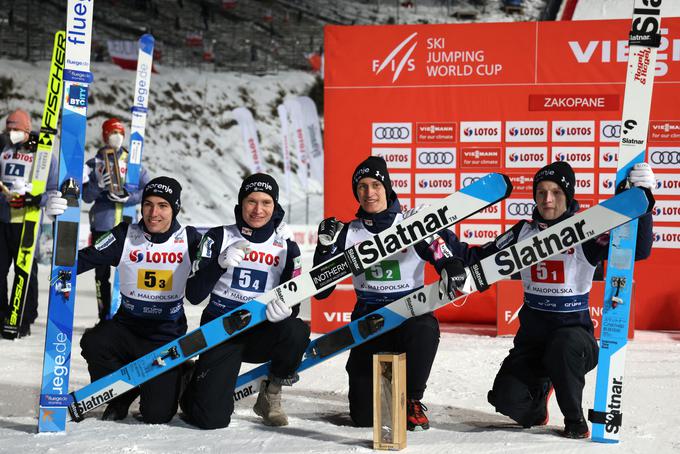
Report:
102,147,125,196
373,353,407,450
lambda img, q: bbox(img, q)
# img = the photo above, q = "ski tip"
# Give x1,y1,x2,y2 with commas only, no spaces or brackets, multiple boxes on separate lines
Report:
499,173,513,199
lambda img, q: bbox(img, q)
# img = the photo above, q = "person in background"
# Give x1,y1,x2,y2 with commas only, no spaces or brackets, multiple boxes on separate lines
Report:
82,117,150,322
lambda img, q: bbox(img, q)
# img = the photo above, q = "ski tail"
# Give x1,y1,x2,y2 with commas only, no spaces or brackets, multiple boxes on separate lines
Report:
590,0,663,443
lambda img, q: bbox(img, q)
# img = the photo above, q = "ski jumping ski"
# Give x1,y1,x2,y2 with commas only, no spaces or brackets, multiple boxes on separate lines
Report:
67,172,512,421
38,0,94,433
109,33,155,320
234,187,655,404
1,32,65,339
589,0,663,443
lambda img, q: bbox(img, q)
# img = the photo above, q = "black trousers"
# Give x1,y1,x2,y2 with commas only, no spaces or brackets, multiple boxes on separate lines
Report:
346,311,440,427
181,313,310,430
91,230,112,320
489,325,599,426
80,318,183,424
0,221,38,327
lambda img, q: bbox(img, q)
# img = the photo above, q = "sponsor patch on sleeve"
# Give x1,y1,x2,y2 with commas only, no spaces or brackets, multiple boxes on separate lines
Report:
292,256,302,277
94,232,116,251
200,236,214,259
495,230,514,250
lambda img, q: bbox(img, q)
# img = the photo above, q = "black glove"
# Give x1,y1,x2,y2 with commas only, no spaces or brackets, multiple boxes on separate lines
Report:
317,217,343,255
438,258,468,301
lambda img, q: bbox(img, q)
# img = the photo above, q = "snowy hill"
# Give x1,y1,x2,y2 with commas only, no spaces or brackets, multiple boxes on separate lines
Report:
1,59,321,226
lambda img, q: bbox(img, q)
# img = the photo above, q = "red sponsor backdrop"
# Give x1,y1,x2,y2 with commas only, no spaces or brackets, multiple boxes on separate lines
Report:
324,19,680,331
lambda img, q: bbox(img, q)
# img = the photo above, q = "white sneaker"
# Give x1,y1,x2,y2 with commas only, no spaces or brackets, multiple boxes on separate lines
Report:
253,380,288,426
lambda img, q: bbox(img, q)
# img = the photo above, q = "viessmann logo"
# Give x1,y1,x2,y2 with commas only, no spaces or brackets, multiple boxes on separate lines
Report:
371,32,418,83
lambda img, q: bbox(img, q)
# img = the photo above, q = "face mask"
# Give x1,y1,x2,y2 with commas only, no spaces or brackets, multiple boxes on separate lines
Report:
9,130,26,145
107,133,124,149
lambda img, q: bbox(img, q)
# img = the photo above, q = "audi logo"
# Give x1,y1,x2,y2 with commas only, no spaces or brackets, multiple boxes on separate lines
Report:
650,150,680,165
602,124,621,138
374,127,410,140
462,176,480,187
418,151,454,165
507,202,535,216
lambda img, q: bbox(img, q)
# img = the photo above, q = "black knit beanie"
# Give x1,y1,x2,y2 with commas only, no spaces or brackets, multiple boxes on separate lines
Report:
238,173,279,204
143,176,182,217
351,156,393,201
533,161,575,205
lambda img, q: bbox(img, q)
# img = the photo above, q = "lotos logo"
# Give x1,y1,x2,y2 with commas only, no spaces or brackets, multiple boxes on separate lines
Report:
506,147,547,168
418,179,452,188
129,249,144,263
460,122,502,142
132,251,185,264
552,121,595,142
244,250,281,267
371,32,417,83
461,224,502,243
552,147,593,164
555,126,591,136
506,121,547,142
602,179,614,189
415,173,455,194
603,152,615,162
464,229,497,239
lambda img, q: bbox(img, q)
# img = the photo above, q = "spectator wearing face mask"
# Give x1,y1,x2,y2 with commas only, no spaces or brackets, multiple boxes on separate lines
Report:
82,117,150,322
0,108,61,337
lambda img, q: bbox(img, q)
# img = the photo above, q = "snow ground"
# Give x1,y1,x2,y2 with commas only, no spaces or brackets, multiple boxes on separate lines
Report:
0,264,679,453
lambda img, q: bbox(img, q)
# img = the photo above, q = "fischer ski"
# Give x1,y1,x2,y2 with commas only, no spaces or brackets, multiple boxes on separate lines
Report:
1,31,65,339
589,0,663,443
67,172,512,421
234,188,655,403
109,33,155,319
38,0,94,433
